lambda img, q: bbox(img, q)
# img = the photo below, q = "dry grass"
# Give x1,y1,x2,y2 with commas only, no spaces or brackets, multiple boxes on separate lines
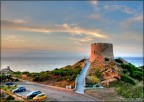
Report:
85,88,125,101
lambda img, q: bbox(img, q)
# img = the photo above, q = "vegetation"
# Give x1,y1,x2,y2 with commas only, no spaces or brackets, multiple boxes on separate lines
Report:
32,72,50,82
90,76,100,84
95,68,102,78
115,58,123,64
52,65,82,81
104,58,109,61
121,63,143,81
6,95,15,100
1,85,17,91
109,81,143,98
106,62,143,99
121,74,136,85
0,74,7,82
9,59,85,89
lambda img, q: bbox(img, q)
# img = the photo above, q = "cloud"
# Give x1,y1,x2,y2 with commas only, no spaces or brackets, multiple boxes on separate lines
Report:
89,0,105,22
130,14,143,22
3,35,25,42
1,19,108,38
89,14,102,20
90,0,98,6
2,35,25,49
13,19,27,24
69,37,93,46
104,4,136,14
120,14,143,27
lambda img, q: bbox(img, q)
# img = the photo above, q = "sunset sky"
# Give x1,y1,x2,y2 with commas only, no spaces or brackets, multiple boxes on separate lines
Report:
1,1,143,58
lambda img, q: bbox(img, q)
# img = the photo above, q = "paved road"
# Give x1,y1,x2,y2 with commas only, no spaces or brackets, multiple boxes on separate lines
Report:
75,59,90,94
15,81,99,101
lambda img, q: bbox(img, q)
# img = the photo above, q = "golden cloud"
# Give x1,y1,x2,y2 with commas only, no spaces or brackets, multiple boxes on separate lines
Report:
1,19,108,38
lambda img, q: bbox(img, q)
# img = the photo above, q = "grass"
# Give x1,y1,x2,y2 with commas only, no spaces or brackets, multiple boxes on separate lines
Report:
109,81,143,98
1,85,17,91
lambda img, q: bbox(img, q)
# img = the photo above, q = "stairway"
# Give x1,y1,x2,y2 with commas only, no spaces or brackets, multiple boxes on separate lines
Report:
75,59,90,94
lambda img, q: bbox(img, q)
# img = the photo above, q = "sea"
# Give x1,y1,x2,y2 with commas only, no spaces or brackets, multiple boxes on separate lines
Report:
1,57,143,72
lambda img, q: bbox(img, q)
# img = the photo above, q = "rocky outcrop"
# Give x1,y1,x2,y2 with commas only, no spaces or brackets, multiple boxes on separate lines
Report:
90,43,114,62
101,61,121,86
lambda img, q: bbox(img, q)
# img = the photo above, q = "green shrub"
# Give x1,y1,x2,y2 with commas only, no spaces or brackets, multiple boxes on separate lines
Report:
56,77,64,82
13,71,21,75
121,74,136,85
22,71,29,74
105,58,109,61
109,81,143,98
123,69,129,74
33,76,40,81
0,74,7,82
32,72,49,82
14,78,19,82
94,68,102,78
131,71,143,81
52,67,81,78
76,59,85,64
6,95,15,100
115,58,123,64
121,64,143,80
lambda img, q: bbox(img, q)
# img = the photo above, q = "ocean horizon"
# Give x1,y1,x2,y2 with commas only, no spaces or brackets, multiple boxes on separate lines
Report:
1,57,143,72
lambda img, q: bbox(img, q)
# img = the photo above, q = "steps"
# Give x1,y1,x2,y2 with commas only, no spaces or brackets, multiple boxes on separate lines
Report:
75,59,90,94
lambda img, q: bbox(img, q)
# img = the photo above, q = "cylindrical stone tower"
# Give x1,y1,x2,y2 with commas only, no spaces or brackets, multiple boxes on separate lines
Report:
90,43,114,62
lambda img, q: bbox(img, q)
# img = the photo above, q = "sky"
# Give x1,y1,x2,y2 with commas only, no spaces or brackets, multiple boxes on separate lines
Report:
1,1,143,58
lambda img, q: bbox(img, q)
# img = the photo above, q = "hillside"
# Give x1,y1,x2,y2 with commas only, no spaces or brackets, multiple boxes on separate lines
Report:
10,59,86,89
86,57,143,99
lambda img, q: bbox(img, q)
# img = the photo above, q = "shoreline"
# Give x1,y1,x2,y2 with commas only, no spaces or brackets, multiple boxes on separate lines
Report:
1,57,143,72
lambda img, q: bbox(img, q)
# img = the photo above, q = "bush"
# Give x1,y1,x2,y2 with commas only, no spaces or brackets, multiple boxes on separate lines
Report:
105,58,109,61
121,74,136,85
33,76,40,81
6,95,15,100
121,64,143,80
14,78,19,82
109,81,143,98
131,71,143,81
94,68,102,78
115,58,123,64
0,74,7,82
123,69,129,74
52,67,81,78
32,72,49,82
56,77,64,82
22,71,29,74
90,76,100,84
13,71,21,75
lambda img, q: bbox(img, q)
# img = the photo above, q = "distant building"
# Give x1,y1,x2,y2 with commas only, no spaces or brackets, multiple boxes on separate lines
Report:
1,66,11,74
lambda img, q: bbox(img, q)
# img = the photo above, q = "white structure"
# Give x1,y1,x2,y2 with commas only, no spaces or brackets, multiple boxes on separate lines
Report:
75,59,90,94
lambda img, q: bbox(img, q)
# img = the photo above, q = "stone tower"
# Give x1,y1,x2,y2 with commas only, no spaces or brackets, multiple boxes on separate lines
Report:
90,43,114,62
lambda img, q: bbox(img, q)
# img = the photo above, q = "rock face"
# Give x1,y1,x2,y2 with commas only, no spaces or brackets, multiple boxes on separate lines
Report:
90,43,114,62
